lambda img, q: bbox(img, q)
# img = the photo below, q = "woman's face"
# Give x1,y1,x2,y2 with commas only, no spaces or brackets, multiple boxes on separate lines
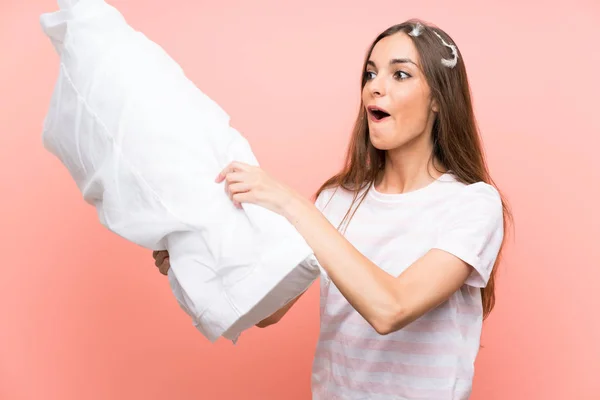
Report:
362,32,438,151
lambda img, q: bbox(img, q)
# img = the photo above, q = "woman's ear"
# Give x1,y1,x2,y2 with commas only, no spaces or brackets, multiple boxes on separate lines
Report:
431,98,439,113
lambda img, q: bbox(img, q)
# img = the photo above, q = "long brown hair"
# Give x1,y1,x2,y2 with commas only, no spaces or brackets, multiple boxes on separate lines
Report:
314,19,512,319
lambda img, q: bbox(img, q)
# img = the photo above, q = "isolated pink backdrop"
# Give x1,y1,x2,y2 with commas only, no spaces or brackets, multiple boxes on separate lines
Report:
1,0,599,399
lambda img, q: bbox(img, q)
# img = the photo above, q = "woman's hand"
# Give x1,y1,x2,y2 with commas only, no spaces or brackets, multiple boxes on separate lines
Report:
152,250,170,275
216,161,298,216
152,162,295,277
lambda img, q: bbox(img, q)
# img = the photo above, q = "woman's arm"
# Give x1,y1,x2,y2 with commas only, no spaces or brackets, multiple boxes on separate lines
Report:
281,196,472,335
216,161,499,336
153,250,307,328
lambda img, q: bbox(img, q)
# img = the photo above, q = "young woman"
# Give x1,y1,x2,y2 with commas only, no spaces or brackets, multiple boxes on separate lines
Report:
153,19,511,399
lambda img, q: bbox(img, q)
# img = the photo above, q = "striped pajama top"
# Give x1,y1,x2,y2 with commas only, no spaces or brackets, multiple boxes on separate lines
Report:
310,173,504,399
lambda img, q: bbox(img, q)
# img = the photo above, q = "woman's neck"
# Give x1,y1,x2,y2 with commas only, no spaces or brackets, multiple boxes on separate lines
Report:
376,141,445,195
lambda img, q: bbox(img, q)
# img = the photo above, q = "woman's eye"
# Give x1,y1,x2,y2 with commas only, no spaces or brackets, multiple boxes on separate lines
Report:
394,71,410,80
365,71,376,80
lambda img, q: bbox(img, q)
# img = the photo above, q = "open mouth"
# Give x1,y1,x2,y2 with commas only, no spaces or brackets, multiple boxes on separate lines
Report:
367,106,390,121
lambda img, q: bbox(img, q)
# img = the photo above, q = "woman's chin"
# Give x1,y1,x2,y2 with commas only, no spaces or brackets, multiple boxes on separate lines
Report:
369,133,392,150
369,138,390,151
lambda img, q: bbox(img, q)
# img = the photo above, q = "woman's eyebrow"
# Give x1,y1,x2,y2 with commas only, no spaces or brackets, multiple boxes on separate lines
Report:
367,58,418,68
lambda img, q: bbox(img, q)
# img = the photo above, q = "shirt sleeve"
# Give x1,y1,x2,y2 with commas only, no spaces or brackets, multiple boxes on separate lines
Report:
432,182,505,288
314,187,333,214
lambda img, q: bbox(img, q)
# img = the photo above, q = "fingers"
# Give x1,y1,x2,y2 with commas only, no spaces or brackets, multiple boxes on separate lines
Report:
215,162,250,183
216,162,256,209
224,171,245,184
228,182,251,208
158,257,170,276
154,251,169,267
221,172,249,209
153,250,170,275
231,191,252,206
228,182,251,194
153,250,168,260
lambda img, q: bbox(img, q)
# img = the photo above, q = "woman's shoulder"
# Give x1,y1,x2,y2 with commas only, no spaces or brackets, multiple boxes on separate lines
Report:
313,183,362,212
457,182,501,207
440,173,501,203
314,184,345,211
438,175,504,224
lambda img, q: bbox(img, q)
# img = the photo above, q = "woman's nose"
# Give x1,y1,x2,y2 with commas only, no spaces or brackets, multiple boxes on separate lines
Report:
369,76,386,97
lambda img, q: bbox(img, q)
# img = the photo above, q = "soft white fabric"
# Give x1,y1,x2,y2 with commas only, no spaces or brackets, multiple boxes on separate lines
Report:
39,0,319,343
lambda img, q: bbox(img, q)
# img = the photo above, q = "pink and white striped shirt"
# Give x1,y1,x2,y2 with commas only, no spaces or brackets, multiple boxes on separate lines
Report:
311,173,504,399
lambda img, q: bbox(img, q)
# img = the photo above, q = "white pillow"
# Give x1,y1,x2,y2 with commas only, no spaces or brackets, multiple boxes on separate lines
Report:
39,0,319,343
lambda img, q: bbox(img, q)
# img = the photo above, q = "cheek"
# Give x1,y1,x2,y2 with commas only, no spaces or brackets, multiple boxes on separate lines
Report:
361,86,369,105
391,89,431,125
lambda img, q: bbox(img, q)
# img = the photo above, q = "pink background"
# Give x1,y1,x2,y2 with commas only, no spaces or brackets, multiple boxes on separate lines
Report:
2,0,599,399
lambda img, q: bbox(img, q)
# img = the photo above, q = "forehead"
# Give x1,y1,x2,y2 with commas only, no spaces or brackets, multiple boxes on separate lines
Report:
369,32,420,66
